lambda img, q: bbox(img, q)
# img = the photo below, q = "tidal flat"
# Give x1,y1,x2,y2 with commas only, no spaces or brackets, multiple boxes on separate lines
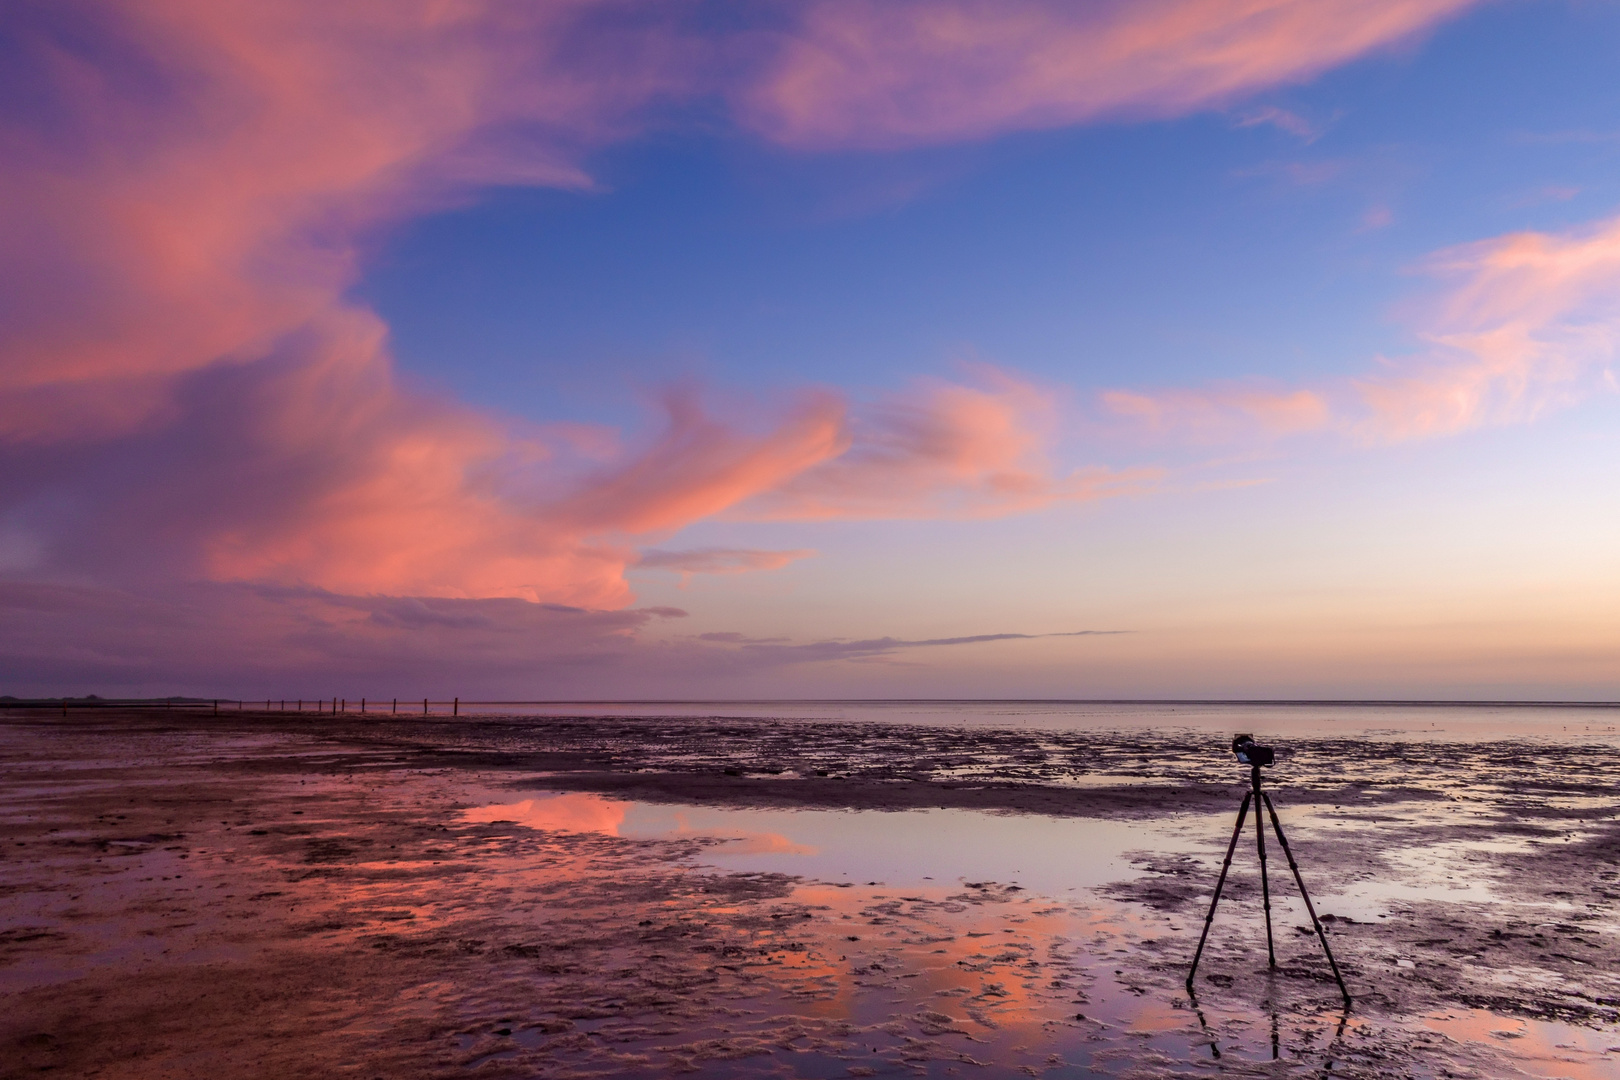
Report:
2,703,1619,1078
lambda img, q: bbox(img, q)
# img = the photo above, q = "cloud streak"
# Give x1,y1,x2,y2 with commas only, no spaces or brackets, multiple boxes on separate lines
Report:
1103,212,1620,447
639,547,818,578
747,369,1160,520
740,0,1479,149
700,630,1127,665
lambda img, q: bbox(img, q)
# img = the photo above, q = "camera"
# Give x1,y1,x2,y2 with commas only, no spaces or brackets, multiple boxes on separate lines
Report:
1232,734,1274,767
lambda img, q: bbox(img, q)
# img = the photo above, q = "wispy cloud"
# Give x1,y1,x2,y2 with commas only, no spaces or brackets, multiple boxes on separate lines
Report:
0,578,1120,696
1104,211,1620,446
701,629,1127,664
639,547,817,577
1101,384,1332,442
746,367,1160,520
1353,214,1620,441
740,0,1478,149
1235,105,1326,142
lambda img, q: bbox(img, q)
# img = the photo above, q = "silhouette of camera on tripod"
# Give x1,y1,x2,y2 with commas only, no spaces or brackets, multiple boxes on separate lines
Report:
1187,734,1351,1009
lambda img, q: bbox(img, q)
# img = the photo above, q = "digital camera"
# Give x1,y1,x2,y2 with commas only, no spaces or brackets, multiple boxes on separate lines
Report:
1232,733,1274,767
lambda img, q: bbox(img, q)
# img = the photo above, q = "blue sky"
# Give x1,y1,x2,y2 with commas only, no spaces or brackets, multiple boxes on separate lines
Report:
360,0,1620,421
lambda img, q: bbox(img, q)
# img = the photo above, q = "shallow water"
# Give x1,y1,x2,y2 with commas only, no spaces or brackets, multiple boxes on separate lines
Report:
6,706,1620,1079
455,783,1620,1077
465,791,1220,893
448,699,1620,742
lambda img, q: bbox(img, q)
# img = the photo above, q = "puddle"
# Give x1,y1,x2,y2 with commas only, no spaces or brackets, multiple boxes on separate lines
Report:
464,792,1216,893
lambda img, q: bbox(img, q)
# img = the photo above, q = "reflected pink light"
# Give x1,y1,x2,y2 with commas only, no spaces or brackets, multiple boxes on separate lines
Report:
465,793,631,836
463,795,818,854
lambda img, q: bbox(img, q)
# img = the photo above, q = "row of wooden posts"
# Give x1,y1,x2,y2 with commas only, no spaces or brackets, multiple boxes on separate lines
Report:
45,702,469,718
241,697,460,716
42,697,461,717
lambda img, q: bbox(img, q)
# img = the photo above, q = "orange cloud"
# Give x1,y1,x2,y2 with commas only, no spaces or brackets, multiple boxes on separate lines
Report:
740,0,1478,149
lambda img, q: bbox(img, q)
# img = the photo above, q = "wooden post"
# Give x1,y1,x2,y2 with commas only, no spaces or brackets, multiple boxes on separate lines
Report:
392,698,397,714
213,700,218,716
423,698,428,716
361,697,366,714
453,697,459,717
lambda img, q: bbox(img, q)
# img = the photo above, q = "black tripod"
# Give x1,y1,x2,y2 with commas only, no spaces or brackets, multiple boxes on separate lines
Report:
1186,736,1350,1009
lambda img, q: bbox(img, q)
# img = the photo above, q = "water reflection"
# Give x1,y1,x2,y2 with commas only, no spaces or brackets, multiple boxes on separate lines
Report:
465,793,817,854
466,793,629,835
464,790,1213,892
449,788,1620,1078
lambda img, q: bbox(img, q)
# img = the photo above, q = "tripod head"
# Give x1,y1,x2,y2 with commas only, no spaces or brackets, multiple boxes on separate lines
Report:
1232,734,1274,767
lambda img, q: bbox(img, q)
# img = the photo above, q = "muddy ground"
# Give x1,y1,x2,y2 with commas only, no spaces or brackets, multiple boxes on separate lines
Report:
2,707,1618,1078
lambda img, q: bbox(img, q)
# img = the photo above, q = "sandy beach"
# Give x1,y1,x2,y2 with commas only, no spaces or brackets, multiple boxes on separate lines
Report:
3,705,1618,1078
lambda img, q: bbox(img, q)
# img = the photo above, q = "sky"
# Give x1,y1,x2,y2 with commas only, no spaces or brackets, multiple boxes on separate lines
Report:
2,0,1619,700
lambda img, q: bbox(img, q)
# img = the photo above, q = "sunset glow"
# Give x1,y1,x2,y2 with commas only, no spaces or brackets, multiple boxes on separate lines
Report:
3,1,1617,699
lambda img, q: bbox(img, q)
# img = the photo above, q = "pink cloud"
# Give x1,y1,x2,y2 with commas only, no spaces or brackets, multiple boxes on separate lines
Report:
746,368,1160,520
1102,214,1620,447
639,548,818,576
1353,214,1620,441
0,0,1503,655
1101,383,1331,441
5,5,1178,617
0,2,691,438
739,0,1479,149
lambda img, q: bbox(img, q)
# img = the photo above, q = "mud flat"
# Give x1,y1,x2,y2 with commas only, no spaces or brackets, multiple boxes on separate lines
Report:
2,706,1618,1078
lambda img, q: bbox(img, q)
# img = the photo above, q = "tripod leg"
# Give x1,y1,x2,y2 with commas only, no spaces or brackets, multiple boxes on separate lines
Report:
1262,792,1352,1009
1254,771,1276,969
1187,792,1251,992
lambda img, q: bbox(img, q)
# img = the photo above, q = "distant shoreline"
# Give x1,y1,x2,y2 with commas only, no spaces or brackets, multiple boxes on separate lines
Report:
5,696,1620,708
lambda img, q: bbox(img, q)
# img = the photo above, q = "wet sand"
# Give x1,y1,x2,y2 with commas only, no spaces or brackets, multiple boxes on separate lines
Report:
2,707,1618,1078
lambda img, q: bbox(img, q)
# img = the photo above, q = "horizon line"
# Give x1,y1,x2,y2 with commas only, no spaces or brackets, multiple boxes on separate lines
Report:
7,696,1620,709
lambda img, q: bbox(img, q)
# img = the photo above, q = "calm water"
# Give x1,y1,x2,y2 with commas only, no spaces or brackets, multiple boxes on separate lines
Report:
449,699,1620,742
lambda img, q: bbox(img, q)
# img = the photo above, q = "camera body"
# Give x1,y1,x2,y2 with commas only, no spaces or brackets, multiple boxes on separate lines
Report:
1232,734,1274,767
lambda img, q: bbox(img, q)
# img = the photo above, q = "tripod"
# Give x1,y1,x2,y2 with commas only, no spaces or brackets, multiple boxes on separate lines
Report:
1186,756,1351,1009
